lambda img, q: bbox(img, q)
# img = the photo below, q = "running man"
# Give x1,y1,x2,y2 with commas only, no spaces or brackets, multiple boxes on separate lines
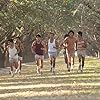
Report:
76,31,87,72
31,34,46,74
46,32,59,74
7,39,19,77
61,30,77,72
62,33,69,68
15,37,24,74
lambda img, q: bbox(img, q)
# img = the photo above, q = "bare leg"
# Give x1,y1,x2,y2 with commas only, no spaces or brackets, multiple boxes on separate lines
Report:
9,62,14,77
72,57,75,65
19,60,22,70
79,57,81,70
17,60,22,74
50,59,52,66
37,57,44,74
52,57,56,74
68,55,71,72
50,57,53,72
64,55,69,68
15,62,18,69
82,57,85,72
36,59,40,74
10,63,13,72
71,56,74,70
14,61,19,74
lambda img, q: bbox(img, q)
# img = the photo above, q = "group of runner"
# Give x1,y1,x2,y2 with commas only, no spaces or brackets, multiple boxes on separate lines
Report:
5,37,24,77
6,30,87,76
61,31,87,73
31,30,87,75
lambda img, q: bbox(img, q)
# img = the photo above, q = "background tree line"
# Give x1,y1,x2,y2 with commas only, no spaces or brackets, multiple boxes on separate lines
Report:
0,0,100,67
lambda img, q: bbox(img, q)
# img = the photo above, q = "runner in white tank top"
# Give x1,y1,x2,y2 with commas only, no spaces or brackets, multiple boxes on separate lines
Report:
9,45,18,60
46,32,59,74
48,39,57,53
7,39,19,77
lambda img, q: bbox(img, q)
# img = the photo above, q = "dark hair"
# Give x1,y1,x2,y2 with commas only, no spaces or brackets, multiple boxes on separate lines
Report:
50,32,55,36
36,34,41,37
64,33,69,39
68,30,74,35
78,31,82,36
16,36,20,39
8,39,14,43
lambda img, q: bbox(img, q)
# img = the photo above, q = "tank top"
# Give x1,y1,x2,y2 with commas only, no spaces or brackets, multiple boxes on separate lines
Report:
48,39,57,52
77,39,86,50
34,41,44,55
8,45,18,58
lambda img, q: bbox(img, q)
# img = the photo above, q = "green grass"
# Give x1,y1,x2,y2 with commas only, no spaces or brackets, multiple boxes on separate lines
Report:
0,56,100,100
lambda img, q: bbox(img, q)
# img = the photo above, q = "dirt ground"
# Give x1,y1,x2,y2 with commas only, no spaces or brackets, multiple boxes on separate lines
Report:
0,56,100,100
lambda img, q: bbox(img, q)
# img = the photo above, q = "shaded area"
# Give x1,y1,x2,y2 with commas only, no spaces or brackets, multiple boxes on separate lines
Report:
0,56,100,100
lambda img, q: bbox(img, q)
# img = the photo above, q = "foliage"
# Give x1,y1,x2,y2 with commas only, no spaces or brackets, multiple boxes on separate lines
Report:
0,0,100,57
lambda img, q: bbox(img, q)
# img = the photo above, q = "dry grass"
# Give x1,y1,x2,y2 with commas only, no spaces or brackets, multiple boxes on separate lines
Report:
0,56,100,100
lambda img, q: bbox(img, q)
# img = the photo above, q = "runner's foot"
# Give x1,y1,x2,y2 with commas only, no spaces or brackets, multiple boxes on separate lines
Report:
15,69,18,74
10,71,14,77
18,70,21,75
50,67,52,72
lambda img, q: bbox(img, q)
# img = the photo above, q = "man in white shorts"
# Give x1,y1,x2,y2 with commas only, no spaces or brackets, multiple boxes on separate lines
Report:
7,39,19,77
77,31,87,72
46,32,59,74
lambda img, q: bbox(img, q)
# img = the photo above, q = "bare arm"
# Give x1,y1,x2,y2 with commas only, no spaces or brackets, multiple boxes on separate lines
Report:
5,45,9,54
60,37,68,49
54,40,59,49
31,41,36,55
45,41,48,53
20,43,24,52
75,38,77,51
41,41,47,54
83,39,87,48
15,44,20,55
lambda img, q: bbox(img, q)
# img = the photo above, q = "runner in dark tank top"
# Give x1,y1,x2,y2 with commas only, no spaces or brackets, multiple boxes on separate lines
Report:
31,34,46,75
35,41,44,55
15,37,24,74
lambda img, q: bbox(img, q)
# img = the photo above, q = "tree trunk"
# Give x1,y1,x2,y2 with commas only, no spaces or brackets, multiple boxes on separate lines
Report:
0,49,5,68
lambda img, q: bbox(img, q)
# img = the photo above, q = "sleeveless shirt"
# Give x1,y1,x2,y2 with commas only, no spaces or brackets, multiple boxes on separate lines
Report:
48,39,57,52
34,41,44,55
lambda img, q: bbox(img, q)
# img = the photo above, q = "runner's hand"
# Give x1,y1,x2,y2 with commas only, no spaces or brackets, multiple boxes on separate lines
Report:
53,46,57,49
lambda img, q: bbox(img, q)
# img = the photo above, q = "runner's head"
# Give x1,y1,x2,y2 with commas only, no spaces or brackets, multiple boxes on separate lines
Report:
64,33,69,39
16,36,21,43
49,32,55,39
36,34,42,42
8,39,14,45
78,31,83,37
68,30,74,38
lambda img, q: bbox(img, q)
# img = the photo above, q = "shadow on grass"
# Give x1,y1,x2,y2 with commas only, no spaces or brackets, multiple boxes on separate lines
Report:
0,91,100,100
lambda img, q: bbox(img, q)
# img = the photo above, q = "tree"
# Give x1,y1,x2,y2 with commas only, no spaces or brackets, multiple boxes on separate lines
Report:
0,0,100,67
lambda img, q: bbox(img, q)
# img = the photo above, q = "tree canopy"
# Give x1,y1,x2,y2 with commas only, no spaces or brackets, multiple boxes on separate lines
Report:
0,0,100,57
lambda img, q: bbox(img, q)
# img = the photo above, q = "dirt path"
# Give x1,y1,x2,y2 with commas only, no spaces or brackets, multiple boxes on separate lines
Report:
0,57,100,100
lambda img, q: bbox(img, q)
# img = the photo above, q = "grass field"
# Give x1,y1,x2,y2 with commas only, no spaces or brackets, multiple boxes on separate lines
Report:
0,56,100,100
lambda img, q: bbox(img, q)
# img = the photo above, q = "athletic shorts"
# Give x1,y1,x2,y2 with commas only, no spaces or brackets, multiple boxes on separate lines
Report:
67,51,75,57
48,52,57,58
77,50,86,58
35,54,44,60
9,57,18,64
